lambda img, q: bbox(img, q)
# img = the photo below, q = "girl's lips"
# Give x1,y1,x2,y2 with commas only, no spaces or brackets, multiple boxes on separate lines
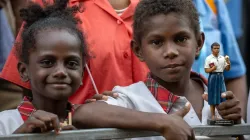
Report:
49,83,69,89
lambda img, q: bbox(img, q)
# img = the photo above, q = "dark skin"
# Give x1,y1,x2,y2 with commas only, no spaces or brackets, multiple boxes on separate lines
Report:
74,13,241,140
134,13,205,120
108,0,130,10
74,101,194,140
10,0,28,35
226,75,247,121
74,13,203,140
14,29,83,133
0,0,27,36
0,0,7,8
135,13,240,123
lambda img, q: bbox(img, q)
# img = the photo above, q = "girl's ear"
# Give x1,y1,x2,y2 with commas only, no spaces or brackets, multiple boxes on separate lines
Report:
195,32,205,57
17,62,30,82
131,40,144,61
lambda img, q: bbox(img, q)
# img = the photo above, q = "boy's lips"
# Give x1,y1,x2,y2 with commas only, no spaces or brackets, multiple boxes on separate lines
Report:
161,63,184,69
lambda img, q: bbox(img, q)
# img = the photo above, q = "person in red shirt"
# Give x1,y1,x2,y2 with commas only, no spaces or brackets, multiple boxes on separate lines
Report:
0,0,148,104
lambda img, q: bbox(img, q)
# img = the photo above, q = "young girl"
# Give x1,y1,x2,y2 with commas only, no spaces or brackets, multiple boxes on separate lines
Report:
0,0,88,135
73,0,242,139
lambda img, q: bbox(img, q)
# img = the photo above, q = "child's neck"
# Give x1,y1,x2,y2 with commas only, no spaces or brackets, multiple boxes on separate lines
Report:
32,94,68,121
108,0,130,10
152,74,192,96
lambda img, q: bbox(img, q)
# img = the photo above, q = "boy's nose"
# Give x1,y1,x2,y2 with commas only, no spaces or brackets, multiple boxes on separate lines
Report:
163,44,179,59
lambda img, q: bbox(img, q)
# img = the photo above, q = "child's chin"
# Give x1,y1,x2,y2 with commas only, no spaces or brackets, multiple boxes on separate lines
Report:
163,75,182,82
47,91,72,100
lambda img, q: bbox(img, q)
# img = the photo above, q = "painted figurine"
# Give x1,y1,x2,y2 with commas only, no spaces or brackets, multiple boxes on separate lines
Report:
204,42,231,121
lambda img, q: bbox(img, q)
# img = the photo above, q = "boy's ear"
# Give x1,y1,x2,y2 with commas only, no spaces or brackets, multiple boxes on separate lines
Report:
131,40,144,61
195,32,205,57
17,62,29,82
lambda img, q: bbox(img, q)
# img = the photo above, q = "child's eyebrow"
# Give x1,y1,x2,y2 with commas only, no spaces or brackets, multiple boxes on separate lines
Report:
37,53,81,60
37,54,56,59
66,55,81,60
145,33,164,39
174,30,192,36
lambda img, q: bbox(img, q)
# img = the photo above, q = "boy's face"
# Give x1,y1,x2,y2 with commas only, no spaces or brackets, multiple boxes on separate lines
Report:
132,13,204,82
212,45,220,56
18,29,83,101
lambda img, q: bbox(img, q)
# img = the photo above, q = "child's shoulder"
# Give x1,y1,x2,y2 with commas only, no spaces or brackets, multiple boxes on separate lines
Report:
112,81,148,94
0,109,24,135
190,71,208,87
0,109,19,115
0,109,23,123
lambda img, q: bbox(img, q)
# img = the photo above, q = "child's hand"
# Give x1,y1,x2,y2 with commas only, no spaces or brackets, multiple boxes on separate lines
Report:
217,91,241,123
85,91,119,103
13,110,60,134
60,125,77,131
161,102,195,140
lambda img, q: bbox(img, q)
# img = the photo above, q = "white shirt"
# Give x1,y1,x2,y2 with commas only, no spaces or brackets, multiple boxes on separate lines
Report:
204,54,228,72
114,7,128,16
0,109,23,135
105,81,222,140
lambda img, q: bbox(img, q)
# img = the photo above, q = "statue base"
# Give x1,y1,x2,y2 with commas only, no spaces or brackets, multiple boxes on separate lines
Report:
207,119,234,126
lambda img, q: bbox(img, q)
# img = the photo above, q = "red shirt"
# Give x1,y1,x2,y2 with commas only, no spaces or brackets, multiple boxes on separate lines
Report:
17,96,75,121
0,0,149,104
145,71,208,113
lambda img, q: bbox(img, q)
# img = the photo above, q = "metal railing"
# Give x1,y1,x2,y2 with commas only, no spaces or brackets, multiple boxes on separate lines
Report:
0,124,249,140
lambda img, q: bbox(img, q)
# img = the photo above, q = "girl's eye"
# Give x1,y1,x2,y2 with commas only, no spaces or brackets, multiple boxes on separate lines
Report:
175,36,188,43
40,60,54,67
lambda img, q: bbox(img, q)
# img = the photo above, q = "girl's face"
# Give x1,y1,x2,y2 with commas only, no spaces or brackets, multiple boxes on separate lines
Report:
133,13,204,83
19,29,83,101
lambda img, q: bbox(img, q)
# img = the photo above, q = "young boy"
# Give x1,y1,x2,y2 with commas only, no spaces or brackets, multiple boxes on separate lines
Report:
73,0,241,139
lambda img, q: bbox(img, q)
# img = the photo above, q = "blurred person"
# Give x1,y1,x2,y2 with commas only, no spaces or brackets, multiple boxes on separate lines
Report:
192,0,248,120
0,0,27,111
1,0,27,36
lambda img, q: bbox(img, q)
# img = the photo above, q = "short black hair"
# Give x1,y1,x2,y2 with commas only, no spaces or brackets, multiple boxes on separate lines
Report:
211,42,220,49
133,0,200,45
16,0,88,64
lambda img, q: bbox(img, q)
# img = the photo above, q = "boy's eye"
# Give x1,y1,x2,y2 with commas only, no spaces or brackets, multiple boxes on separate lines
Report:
150,39,163,47
67,61,79,69
175,36,188,43
40,60,54,67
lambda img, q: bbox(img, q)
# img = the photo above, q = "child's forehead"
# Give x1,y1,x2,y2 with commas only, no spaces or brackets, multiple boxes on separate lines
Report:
142,13,193,34
146,13,190,26
35,29,81,48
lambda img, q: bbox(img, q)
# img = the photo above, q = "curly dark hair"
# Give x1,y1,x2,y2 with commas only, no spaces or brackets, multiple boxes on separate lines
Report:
16,0,88,64
133,0,200,45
